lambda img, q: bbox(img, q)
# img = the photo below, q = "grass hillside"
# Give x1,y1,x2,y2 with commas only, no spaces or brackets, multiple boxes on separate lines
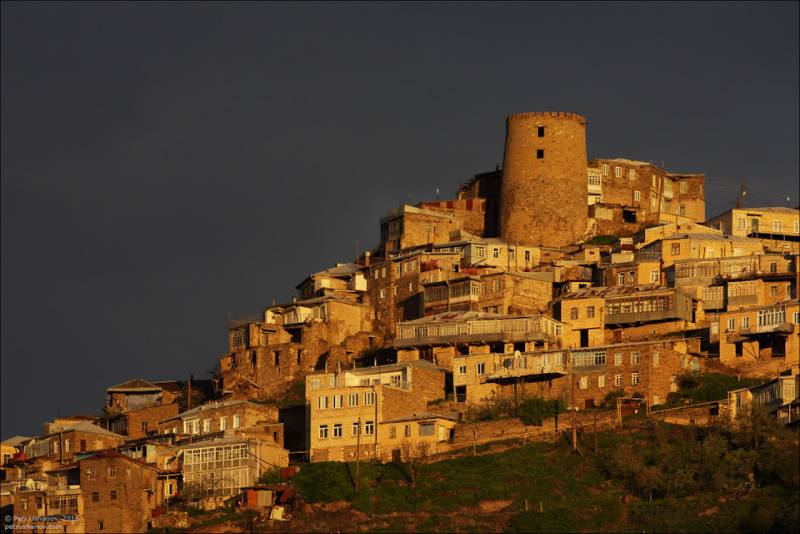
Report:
288,416,799,533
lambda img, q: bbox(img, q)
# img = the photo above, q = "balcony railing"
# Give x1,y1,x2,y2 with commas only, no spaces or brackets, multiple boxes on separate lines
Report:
605,309,681,324
396,316,557,346
483,351,568,381
728,294,758,307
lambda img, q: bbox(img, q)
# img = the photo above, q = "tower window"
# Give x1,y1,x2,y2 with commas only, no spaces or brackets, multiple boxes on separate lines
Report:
536,149,544,159
537,126,545,137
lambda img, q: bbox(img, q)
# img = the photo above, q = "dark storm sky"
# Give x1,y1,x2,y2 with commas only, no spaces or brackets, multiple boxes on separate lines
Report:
2,2,798,438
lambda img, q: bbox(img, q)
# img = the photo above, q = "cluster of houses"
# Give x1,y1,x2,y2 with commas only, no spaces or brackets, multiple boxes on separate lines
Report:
2,112,799,532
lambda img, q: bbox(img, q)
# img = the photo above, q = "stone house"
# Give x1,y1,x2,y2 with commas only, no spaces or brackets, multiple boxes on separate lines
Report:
12,463,83,533
108,403,179,440
157,400,282,446
727,370,799,424
640,233,765,268
717,299,799,371
394,311,567,371
106,379,179,413
179,437,288,509
220,294,375,400
22,422,124,464
80,450,162,533
305,360,446,462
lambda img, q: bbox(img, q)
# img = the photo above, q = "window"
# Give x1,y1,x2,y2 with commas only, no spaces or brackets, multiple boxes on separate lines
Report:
317,396,328,410
381,267,386,278
671,243,680,255
650,270,659,283
80,439,87,451
602,164,609,175
349,393,359,407
769,262,778,273
365,392,375,405
598,375,605,388
493,248,500,259
537,126,545,137
232,415,240,429
408,282,414,292
587,306,595,319
631,352,640,365
379,289,386,299
98,520,104,531
629,169,636,180
614,374,623,387
310,378,320,391
727,318,736,331
219,416,227,431
333,424,342,438
203,419,211,433
524,250,530,262
617,272,625,285
364,421,375,435
615,166,622,178
419,422,435,436
536,149,544,159
352,422,360,437
333,394,343,408
570,307,578,320
458,365,467,375
476,363,485,375
404,424,412,437
653,352,659,367
64,439,71,452
319,425,328,439
632,373,640,386
770,285,778,297
742,316,750,328
795,221,800,234
390,426,396,439
680,181,688,193
108,467,116,477
614,353,622,366
773,220,783,232
634,190,640,201
92,492,100,503
110,490,117,501
141,422,148,433
737,218,746,230
579,376,588,389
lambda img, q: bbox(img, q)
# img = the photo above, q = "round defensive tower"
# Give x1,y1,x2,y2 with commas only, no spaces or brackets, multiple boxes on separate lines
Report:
499,111,588,248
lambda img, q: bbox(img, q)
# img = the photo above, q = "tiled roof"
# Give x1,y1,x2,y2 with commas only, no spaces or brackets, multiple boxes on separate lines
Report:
560,284,674,299
107,378,163,392
382,412,460,423
401,311,532,324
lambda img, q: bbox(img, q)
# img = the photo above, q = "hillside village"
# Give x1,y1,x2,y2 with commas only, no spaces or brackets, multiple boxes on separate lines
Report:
2,111,799,532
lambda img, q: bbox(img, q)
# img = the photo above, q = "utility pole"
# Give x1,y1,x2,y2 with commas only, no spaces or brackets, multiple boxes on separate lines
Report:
187,374,193,410
354,417,361,491
736,179,747,209
593,410,598,455
571,408,577,452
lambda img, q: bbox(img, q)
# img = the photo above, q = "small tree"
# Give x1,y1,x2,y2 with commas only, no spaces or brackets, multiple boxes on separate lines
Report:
400,441,431,490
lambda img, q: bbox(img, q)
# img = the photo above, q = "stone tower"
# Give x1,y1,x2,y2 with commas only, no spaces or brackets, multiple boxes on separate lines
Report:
499,111,588,248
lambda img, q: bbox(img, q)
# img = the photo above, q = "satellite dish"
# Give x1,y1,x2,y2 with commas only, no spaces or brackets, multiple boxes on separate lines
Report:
514,350,522,359
503,358,513,369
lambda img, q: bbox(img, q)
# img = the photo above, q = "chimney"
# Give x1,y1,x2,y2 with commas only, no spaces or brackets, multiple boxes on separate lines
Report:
364,251,371,267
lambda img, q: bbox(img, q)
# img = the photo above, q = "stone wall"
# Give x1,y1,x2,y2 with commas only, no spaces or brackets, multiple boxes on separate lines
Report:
122,403,179,439
500,112,588,248
80,454,160,534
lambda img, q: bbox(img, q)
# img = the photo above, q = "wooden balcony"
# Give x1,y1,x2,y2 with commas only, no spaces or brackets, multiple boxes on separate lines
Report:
395,315,558,347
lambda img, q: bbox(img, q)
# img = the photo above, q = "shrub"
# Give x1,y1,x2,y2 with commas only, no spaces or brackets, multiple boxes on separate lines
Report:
517,397,566,426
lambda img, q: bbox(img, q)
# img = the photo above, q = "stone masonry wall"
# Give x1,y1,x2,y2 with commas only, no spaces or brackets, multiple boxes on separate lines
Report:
500,112,588,248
